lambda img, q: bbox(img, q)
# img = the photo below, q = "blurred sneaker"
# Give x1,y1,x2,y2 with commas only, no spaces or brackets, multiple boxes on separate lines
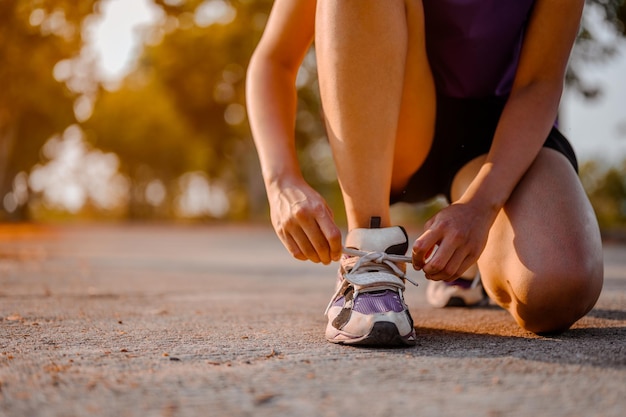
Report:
325,224,417,347
426,271,489,308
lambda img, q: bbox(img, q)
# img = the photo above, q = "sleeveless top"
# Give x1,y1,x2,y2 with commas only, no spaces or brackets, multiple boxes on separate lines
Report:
423,0,536,98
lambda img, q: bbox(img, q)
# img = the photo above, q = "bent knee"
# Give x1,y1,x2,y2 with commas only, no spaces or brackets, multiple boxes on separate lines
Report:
509,267,604,335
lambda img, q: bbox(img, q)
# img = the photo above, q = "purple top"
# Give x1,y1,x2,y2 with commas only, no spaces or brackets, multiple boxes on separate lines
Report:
423,0,536,98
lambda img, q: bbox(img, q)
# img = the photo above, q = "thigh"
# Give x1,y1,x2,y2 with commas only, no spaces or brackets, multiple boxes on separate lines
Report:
454,148,604,333
391,0,436,194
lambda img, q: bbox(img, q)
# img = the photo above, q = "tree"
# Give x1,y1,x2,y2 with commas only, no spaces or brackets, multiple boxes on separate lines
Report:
143,0,281,220
83,76,211,219
85,0,626,222
0,0,100,220
581,160,626,230
2,0,625,223
84,0,337,220
568,0,626,97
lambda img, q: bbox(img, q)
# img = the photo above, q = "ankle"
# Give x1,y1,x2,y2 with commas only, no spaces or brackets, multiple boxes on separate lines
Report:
348,215,392,230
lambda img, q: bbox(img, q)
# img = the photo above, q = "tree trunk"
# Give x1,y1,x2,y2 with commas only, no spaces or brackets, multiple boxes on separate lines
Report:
0,118,18,220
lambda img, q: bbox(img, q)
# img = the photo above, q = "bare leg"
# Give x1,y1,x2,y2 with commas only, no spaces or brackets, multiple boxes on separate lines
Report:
451,149,604,333
315,0,435,230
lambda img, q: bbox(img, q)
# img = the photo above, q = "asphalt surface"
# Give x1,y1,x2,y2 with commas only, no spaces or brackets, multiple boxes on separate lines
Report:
0,224,625,417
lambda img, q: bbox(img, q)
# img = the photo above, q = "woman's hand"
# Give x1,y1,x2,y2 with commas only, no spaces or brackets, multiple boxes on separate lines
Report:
267,177,342,264
411,201,498,281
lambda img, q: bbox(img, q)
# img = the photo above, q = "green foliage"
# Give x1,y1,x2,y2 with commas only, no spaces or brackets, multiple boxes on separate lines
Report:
1,0,625,224
580,159,626,229
83,77,213,219
568,0,626,97
592,0,626,35
0,0,99,220
83,0,339,220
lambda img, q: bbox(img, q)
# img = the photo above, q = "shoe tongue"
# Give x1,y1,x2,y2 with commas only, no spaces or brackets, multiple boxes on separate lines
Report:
345,226,409,255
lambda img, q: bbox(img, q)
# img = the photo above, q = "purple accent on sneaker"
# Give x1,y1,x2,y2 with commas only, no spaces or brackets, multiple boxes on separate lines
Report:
353,291,405,314
445,278,474,289
332,296,345,308
332,290,405,314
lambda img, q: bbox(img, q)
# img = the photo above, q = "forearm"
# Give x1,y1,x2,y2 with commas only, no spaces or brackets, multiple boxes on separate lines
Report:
458,0,582,214
246,55,303,189
458,81,563,212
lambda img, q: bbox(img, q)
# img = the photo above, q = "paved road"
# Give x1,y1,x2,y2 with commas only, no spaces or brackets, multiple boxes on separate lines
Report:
0,224,625,417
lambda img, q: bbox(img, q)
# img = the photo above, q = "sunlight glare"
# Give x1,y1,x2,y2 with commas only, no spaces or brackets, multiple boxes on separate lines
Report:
87,0,164,84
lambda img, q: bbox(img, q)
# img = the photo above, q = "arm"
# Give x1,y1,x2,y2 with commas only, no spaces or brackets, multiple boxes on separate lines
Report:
413,0,584,279
461,0,584,213
246,0,342,264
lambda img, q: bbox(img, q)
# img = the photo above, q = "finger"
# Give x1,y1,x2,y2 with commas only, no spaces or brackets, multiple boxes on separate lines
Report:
424,244,439,264
316,211,342,263
288,227,321,263
425,248,467,282
280,231,307,261
295,202,339,264
412,229,441,270
298,215,334,264
422,239,456,277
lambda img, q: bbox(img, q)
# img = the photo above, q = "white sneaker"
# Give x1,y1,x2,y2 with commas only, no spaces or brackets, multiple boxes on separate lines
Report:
325,225,418,347
426,272,489,308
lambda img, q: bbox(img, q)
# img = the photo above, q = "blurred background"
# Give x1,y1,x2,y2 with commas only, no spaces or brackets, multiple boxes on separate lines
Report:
0,0,625,235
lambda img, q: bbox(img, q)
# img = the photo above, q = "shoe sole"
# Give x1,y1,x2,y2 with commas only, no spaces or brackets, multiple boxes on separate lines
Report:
444,287,490,308
329,322,416,347
445,296,475,307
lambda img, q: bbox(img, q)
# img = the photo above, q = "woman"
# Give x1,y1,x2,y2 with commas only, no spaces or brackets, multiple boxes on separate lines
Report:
246,0,603,346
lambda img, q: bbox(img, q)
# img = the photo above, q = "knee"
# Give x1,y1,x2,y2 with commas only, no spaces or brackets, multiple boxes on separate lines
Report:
510,262,604,335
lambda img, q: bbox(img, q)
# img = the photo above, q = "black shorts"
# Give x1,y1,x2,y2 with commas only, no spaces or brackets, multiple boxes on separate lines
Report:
391,94,578,204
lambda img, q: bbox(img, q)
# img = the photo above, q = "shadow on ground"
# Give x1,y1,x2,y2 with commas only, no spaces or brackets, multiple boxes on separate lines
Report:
406,324,626,368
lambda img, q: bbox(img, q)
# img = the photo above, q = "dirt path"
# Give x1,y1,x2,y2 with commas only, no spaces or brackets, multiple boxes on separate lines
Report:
1,224,625,417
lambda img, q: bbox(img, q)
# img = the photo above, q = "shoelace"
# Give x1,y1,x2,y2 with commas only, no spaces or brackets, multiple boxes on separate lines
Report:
324,247,418,316
341,247,419,287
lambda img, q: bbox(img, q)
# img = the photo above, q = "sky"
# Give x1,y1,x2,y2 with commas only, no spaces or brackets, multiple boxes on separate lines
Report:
88,0,626,165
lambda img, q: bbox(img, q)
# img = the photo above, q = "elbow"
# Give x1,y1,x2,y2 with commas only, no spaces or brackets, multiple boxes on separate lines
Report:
508,77,564,119
247,49,299,84
510,76,564,104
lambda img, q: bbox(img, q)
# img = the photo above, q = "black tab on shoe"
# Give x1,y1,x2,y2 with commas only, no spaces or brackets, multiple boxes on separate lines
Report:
369,216,381,228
